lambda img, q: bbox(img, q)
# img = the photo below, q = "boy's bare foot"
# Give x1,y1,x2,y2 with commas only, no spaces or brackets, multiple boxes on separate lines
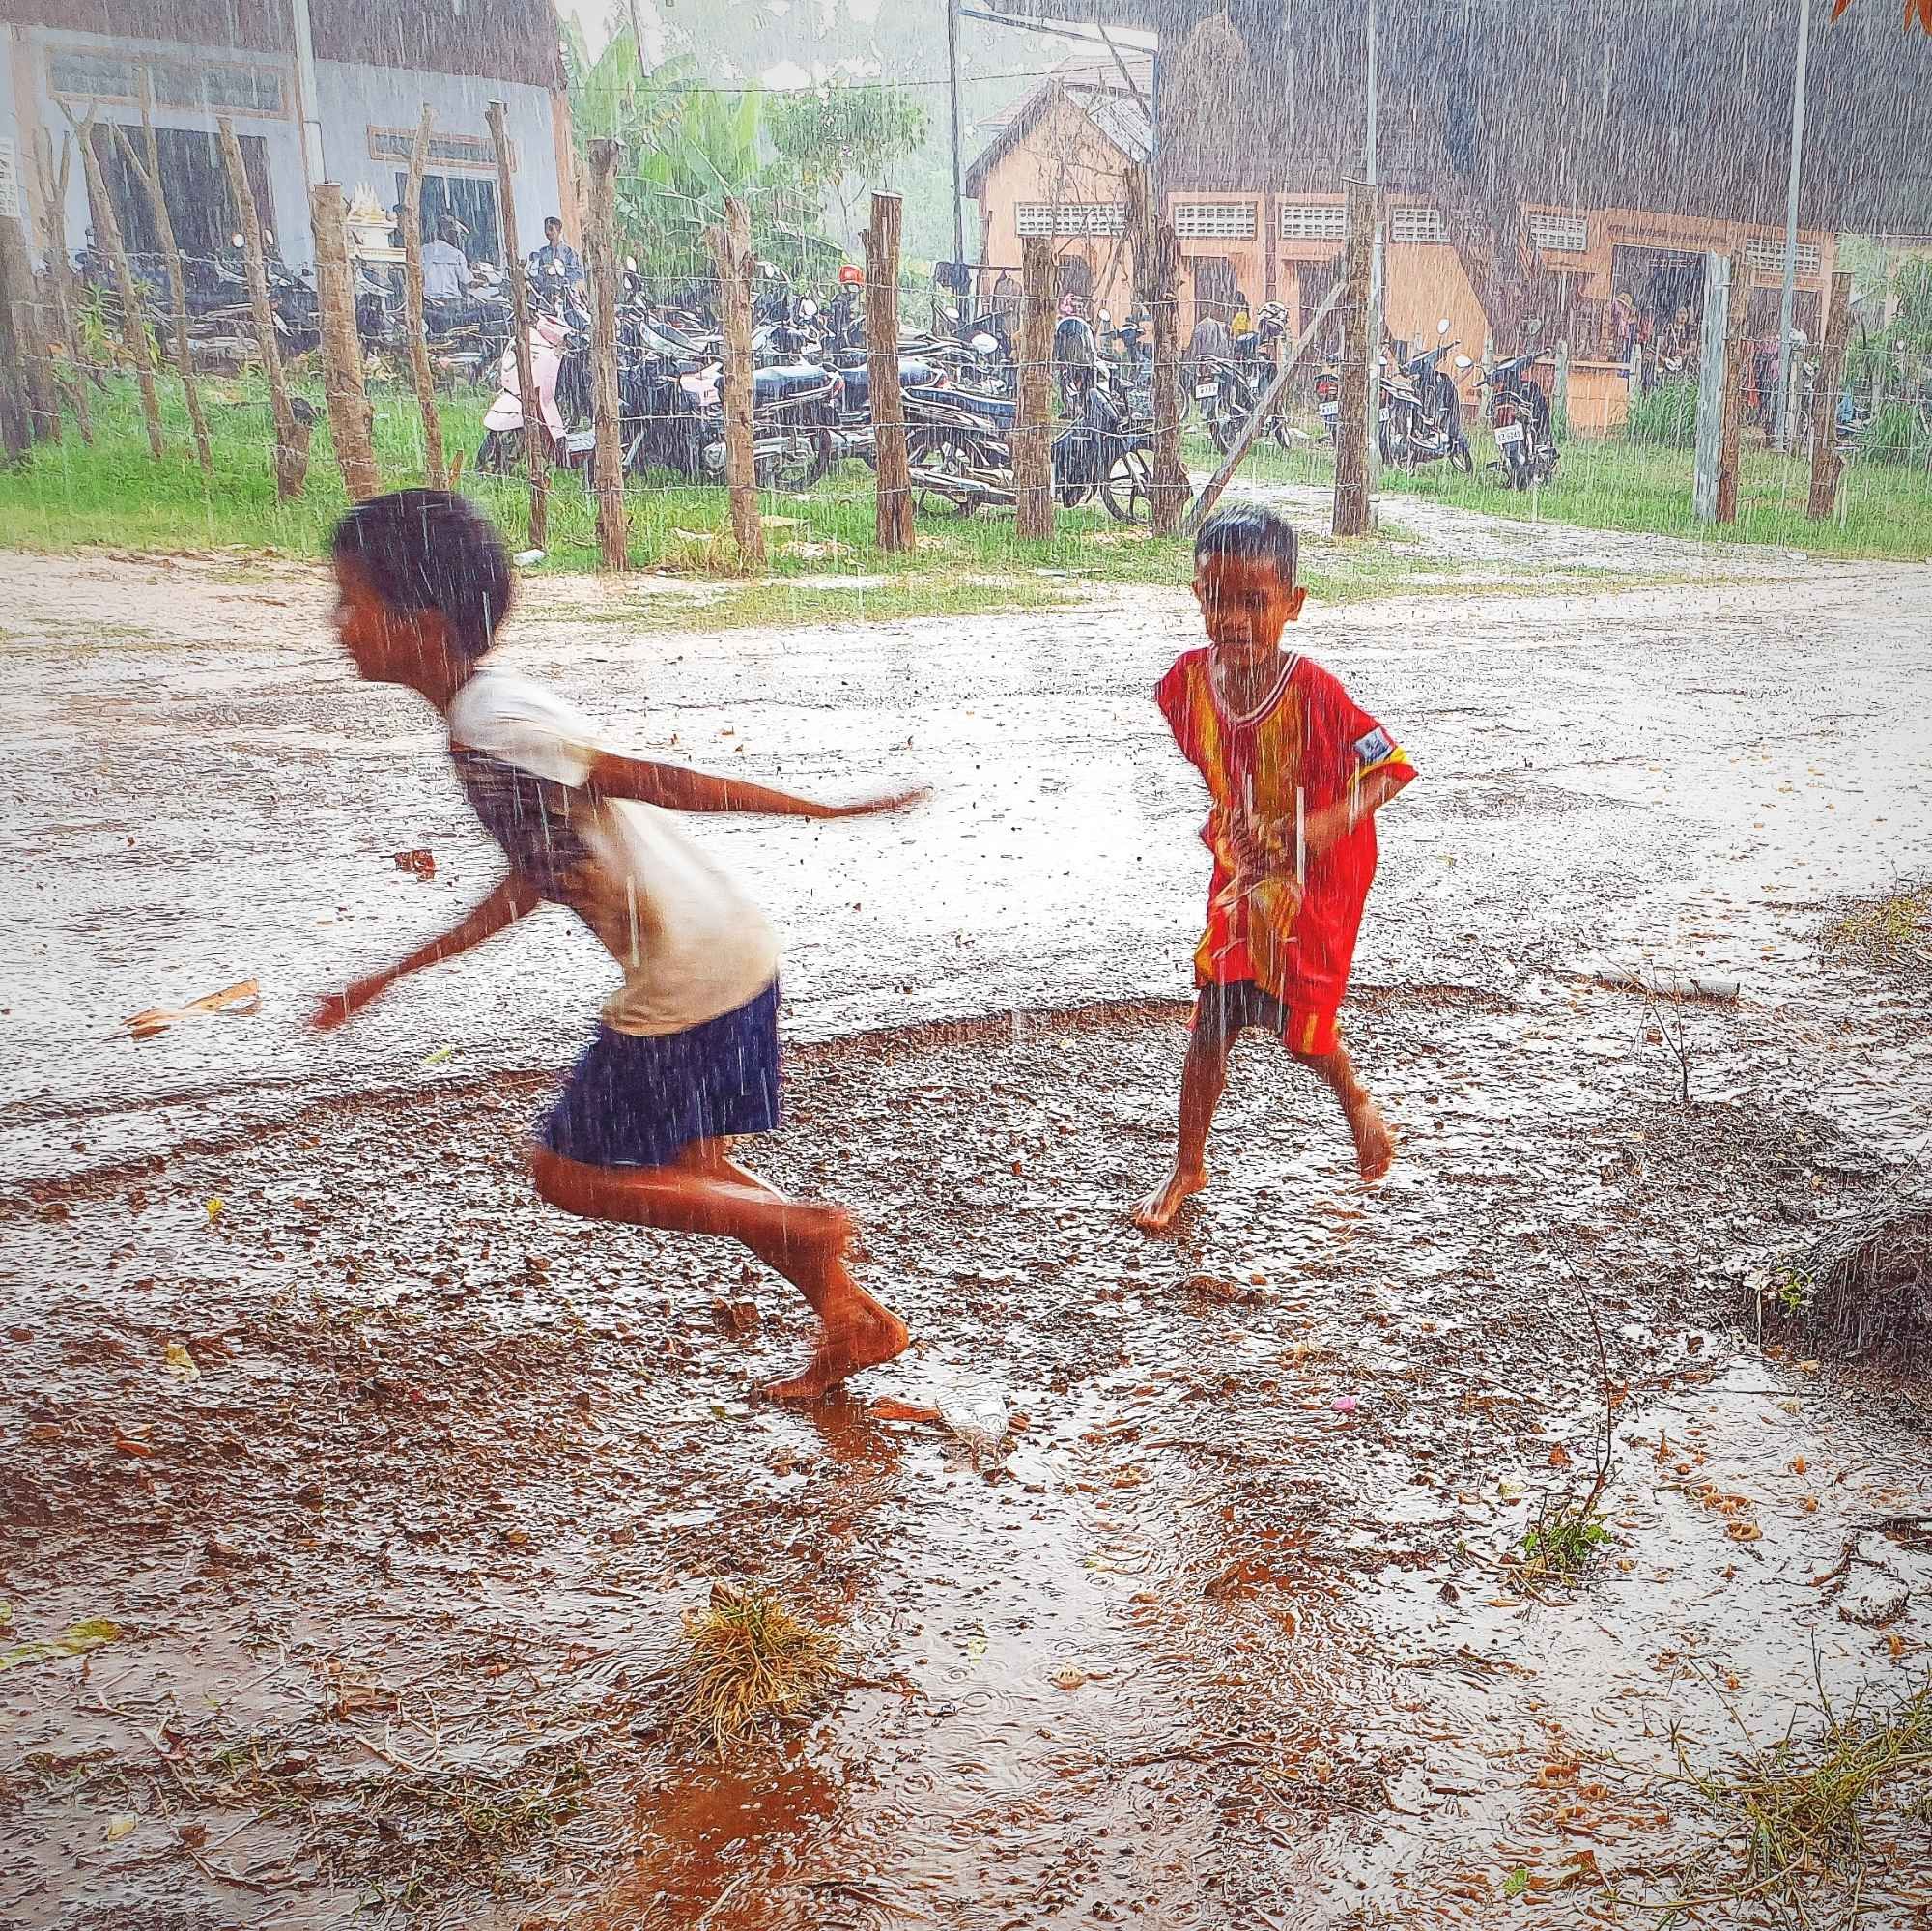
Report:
1132,1166,1208,1233
1349,1101,1395,1182
761,1300,910,1402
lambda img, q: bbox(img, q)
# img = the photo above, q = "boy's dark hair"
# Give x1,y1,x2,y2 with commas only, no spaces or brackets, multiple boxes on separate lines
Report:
1193,502,1298,584
332,489,513,664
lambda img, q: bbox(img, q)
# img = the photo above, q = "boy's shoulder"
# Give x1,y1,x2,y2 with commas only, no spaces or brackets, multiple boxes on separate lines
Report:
445,664,602,788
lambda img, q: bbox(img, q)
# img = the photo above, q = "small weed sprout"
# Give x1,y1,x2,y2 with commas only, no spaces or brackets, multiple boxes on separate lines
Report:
667,1582,841,1755
1511,1296,1619,1592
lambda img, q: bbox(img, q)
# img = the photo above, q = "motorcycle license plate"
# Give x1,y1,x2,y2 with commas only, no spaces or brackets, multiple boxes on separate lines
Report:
1319,402,1338,419
1194,383,1219,400
1494,422,1525,446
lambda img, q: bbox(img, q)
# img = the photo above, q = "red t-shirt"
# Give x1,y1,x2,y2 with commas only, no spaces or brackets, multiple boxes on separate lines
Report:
1154,646,1414,1016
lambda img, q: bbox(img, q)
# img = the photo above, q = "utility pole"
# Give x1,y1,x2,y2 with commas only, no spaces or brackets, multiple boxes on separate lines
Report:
288,0,327,186
1773,0,1811,453
1365,0,1383,497
946,0,966,274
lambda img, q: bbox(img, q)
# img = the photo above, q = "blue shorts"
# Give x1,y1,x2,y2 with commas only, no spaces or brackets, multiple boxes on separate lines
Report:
539,980,781,1169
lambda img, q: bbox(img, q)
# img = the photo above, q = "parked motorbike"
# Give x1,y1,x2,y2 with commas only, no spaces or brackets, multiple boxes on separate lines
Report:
476,310,574,473
1378,320,1473,473
1202,303,1300,454
1475,345,1559,489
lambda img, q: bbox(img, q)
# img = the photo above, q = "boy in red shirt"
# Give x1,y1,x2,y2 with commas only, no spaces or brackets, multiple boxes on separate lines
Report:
1135,504,1415,1231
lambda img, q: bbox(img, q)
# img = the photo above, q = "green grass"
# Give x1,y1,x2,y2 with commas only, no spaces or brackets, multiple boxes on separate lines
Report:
12,374,1912,632
1181,412,1932,561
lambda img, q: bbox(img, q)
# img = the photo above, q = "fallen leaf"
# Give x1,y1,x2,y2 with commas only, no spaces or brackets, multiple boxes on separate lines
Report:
162,1342,200,1383
205,1198,224,1221
0,1617,122,1672
119,979,261,1040
105,1813,137,1842
391,848,436,880
1548,1444,1572,1468
1051,1666,1087,1690
869,1397,943,1425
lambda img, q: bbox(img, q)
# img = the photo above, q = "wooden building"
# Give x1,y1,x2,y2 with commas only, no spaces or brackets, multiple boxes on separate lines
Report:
0,0,575,270
972,0,1932,431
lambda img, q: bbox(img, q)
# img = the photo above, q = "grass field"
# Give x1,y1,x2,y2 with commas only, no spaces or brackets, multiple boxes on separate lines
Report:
1184,413,1932,561
4,375,1925,631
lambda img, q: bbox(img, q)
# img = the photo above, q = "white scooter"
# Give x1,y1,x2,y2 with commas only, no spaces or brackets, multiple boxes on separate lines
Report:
476,311,571,473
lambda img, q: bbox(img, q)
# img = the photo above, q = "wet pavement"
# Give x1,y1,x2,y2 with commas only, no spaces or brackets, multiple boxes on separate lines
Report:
4,539,1931,1928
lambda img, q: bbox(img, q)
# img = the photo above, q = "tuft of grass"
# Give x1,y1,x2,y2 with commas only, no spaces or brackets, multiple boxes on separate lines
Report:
1822,886,1932,970
1516,1502,1612,1587
667,1582,841,1755
1663,1682,1932,1917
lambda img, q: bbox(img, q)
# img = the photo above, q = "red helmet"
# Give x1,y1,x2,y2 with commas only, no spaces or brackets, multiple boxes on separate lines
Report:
838,264,864,286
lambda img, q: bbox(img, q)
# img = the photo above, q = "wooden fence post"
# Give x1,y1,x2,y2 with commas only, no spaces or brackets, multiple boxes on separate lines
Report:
66,106,165,460
705,195,763,566
400,106,446,488
488,99,548,551
584,137,630,572
1807,270,1853,521
33,129,91,440
1125,161,1188,534
308,184,380,501
0,213,33,461
1552,338,1571,440
1715,248,1748,525
1692,251,1732,524
863,191,914,553
1015,234,1055,540
117,77,212,475
217,116,302,496
1331,179,1376,538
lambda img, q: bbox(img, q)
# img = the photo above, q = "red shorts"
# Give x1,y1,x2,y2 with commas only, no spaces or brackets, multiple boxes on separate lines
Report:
1193,980,1340,1056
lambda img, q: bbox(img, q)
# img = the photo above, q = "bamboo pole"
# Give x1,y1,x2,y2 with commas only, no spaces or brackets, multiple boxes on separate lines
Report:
216,116,301,497
1715,247,1749,525
1124,161,1188,534
38,129,93,438
400,105,446,488
308,183,380,501
487,99,548,551
864,191,914,553
65,105,165,460
704,195,763,566
1185,282,1343,536
584,137,630,572
1015,235,1055,540
114,76,212,476
1807,270,1853,521
1331,179,1376,538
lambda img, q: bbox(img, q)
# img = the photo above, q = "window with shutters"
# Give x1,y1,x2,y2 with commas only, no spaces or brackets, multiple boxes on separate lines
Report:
1015,202,1125,238
50,47,285,117
370,128,502,173
1174,201,1256,241
1744,237,1821,275
1527,213,1589,253
1279,202,1347,241
1389,205,1448,243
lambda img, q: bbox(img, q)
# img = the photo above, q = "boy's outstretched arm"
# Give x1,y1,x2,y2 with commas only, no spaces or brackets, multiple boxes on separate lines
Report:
1304,764,1412,859
310,873,540,1032
585,750,925,821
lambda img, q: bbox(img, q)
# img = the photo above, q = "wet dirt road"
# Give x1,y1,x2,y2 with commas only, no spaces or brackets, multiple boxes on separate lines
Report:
4,540,1931,1929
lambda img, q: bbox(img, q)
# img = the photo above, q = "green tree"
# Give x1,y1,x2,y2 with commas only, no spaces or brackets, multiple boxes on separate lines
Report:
765,83,930,251
566,28,825,291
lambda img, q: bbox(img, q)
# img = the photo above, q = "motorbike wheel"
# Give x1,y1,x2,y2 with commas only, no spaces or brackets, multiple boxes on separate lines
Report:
762,425,834,493
1100,447,1155,524
1207,397,1249,456
1449,439,1474,476
476,427,525,475
910,429,982,518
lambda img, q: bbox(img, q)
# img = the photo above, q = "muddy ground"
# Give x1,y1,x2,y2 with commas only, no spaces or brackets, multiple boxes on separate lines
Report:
3,528,1931,1929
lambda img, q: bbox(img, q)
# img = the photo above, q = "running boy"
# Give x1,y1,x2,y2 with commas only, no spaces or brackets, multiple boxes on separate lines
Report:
314,489,921,1399
1134,503,1414,1232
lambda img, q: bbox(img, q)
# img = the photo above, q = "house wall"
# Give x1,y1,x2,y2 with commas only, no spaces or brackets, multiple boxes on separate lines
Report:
974,93,1136,325
1,19,561,271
